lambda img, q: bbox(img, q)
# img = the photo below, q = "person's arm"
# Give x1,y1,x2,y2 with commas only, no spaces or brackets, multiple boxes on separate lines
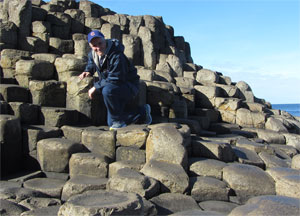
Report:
79,52,95,80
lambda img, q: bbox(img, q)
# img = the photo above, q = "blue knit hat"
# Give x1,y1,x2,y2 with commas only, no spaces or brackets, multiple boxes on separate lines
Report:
87,30,105,43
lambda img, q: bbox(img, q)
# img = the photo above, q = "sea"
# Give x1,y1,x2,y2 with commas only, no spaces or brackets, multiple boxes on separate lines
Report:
272,104,300,117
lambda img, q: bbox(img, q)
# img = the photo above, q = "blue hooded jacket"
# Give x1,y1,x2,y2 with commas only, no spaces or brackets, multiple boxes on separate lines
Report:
84,39,140,96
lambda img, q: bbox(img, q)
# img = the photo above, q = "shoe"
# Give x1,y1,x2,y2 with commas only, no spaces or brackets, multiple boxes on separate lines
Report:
109,122,126,131
144,104,152,125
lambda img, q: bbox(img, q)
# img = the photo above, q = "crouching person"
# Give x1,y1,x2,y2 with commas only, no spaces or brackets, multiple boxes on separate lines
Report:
79,30,152,130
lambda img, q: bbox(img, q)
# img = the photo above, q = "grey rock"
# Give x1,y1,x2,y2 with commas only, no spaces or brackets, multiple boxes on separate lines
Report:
69,153,109,178
196,68,219,84
107,168,159,199
81,129,116,160
150,193,200,215
0,199,28,215
258,151,290,169
192,139,235,162
40,106,78,127
199,200,239,215
170,209,223,215
23,178,66,198
20,205,61,216
0,187,49,202
0,84,29,103
275,175,300,198
9,102,40,125
188,157,227,180
146,125,188,169
108,161,144,177
233,146,265,169
116,124,149,149
223,163,275,203
58,190,144,216
292,154,300,169
37,138,83,173
229,195,300,216
19,197,61,210
190,176,230,202
61,175,108,201
0,115,22,178
116,147,146,164
141,160,189,194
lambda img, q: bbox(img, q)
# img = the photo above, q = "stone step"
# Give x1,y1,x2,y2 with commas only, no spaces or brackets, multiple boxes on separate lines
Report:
107,167,160,199
37,138,84,173
0,84,29,103
61,175,108,201
40,106,79,127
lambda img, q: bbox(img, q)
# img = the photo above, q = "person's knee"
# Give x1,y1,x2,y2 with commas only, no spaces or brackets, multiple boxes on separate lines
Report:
102,84,118,97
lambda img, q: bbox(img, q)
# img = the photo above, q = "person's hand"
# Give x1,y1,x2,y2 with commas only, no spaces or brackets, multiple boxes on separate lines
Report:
79,71,91,80
88,87,96,99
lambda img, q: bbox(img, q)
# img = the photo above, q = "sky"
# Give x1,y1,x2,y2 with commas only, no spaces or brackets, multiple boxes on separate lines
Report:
66,0,299,104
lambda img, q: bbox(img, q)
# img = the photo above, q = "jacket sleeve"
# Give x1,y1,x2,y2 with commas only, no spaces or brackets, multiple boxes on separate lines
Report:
84,52,96,75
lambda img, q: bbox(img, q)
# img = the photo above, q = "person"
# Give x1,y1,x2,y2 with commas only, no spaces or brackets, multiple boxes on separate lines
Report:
79,30,152,130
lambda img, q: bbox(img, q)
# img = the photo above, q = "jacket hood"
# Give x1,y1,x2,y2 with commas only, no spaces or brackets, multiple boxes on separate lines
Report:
105,39,124,56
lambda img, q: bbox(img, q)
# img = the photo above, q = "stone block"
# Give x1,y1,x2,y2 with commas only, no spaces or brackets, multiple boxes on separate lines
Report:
64,9,85,34
190,176,229,202
0,84,29,103
23,178,66,198
101,23,122,41
258,152,290,169
15,59,54,87
141,160,189,194
66,76,106,126
58,190,144,216
31,53,59,64
29,80,66,107
194,85,222,108
196,68,219,84
191,139,235,162
0,115,22,178
0,21,18,48
32,5,47,21
223,163,275,204
81,129,116,160
108,161,144,178
54,56,87,82
0,200,27,216
256,128,286,144
116,147,146,164
169,99,188,119
32,21,51,34
146,125,188,169
9,102,40,124
236,81,255,102
236,138,274,154
236,108,267,129
107,168,159,199
213,97,242,111
69,152,109,178
229,195,300,216
291,154,300,169
21,36,49,53
195,108,220,123
150,193,200,215
74,39,90,57
138,26,156,69
22,125,62,153
61,175,108,201
49,37,74,55
122,34,142,65
37,138,83,173
40,107,79,127
18,197,61,211
188,157,228,180
233,146,265,169
137,67,155,82
199,201,238,215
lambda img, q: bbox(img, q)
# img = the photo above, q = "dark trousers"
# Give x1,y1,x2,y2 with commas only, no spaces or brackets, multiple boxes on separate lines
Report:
102,82,145,127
